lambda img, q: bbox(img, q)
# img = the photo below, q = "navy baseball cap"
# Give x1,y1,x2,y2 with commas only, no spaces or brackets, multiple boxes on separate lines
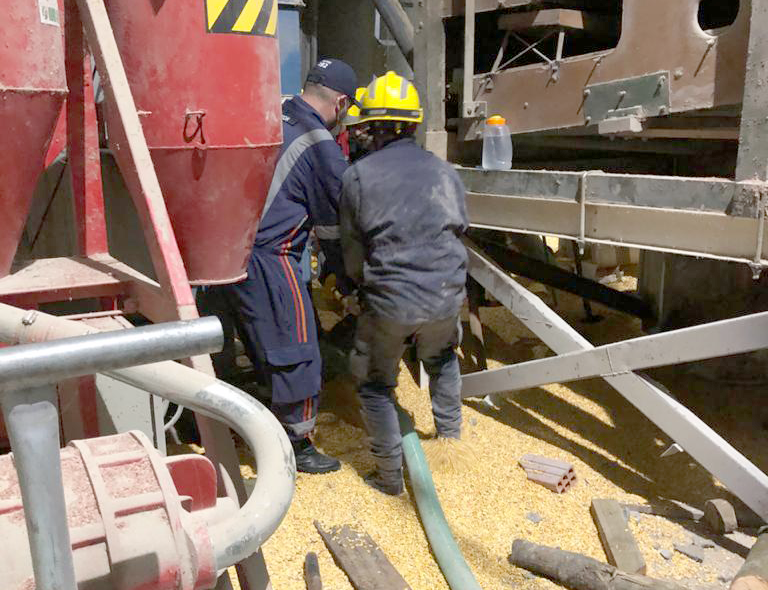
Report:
306,58,360,106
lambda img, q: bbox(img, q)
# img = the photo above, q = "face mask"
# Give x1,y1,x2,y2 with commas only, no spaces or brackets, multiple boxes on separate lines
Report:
334,96,350,129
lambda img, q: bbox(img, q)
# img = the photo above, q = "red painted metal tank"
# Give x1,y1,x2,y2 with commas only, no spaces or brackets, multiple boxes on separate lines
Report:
0,2,67,277
104,0,283,285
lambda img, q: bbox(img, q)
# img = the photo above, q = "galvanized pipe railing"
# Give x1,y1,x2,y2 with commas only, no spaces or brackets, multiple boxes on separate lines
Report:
0,316,223,390
0,303,296,576
0,315,224,590
2,387,78,590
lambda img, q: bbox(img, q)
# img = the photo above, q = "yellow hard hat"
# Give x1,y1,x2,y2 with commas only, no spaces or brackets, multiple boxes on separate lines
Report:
358,71,423,125
343,87,368,127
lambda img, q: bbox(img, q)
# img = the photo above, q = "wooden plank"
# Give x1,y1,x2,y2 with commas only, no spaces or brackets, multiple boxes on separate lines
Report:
304,552,323,590
590,499,647,574
314,521,411,590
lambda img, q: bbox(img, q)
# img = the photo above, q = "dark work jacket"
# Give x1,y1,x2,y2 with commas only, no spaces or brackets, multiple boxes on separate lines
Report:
253,95,350,292
340,138,469,324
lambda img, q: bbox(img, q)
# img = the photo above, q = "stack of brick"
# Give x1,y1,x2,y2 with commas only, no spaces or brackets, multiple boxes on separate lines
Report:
518,454,577,493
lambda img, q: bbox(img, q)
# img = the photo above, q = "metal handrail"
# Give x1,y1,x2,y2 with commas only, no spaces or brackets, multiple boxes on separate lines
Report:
0,316,223,391
0,303,295,580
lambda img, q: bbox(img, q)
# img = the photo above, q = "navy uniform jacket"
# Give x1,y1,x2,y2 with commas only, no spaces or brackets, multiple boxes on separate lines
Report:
226,96,349,403
340,138,468,325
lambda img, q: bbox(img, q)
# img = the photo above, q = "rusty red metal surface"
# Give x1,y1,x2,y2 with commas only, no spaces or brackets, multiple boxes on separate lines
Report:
0,1,67,277
103,0,283,285
0,431,224,589
65,0,109,257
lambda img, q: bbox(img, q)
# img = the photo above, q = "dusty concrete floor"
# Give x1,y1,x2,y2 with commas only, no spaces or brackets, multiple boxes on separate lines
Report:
220,271,767,590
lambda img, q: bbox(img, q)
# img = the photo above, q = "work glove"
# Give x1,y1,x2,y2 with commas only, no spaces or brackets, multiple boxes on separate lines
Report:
340,291,361,317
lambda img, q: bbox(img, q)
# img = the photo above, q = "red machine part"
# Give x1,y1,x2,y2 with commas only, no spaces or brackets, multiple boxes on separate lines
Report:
103,0,283,285
0,431,236,589
0,1,67,278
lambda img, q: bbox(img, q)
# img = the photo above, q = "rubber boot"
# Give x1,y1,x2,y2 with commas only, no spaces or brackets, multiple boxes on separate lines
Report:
364,468,404,496
292,438,341,474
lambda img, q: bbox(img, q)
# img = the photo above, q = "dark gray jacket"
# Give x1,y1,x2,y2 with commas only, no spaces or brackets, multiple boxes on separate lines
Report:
340,138,468,324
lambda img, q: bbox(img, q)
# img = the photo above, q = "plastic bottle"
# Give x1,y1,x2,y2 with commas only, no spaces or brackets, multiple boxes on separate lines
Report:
482,115,513,170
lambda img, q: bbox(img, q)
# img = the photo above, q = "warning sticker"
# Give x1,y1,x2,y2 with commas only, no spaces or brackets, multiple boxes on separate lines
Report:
205,0,278,37
39,0,60,26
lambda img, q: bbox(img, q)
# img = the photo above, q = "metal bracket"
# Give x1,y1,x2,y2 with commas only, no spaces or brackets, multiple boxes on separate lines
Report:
463,100,487,119
584,71,670,125
728,181,766,218
751,188,767,279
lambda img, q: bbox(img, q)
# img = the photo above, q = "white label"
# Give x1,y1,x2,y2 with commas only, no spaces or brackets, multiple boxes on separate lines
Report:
39,0,60,26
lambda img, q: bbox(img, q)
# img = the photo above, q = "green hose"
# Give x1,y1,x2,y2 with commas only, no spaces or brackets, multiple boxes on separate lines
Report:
398,408,483,590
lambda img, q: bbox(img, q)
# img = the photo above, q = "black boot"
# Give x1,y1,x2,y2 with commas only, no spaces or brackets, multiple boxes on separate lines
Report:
292,438,341,474
364,468,404,496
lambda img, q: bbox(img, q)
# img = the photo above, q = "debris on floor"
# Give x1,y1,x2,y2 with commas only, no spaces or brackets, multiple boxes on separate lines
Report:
674,543,705,563
519,453,577,493
591,498,647,574
304,552,322,590
509,539,691,590
704,499,738,534
315,521,411,590
216,271,764,589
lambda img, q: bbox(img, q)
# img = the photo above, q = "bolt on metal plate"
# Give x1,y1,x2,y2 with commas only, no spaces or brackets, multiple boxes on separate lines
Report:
583,71,671,125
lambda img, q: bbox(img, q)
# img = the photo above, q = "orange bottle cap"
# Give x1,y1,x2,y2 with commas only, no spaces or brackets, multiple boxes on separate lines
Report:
487,115,506,125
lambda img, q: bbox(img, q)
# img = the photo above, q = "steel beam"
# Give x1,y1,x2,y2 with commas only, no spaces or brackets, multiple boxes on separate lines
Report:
464,239,768,521
736,0,768,182
65,0,109,257
462,310,768,397
460,166,768,266
462,0,481,118
414,0,448,157
459,167,756,216
471,237,653,319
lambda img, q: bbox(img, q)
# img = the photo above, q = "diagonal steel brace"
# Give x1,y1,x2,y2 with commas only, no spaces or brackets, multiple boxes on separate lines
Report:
462,310,768,397
463,239,768,521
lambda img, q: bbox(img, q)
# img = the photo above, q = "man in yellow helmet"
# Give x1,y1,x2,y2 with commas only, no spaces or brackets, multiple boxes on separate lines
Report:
340,71,469,495
342,86,372,162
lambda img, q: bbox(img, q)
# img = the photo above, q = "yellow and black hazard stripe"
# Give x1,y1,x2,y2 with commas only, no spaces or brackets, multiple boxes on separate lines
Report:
205,0,278,36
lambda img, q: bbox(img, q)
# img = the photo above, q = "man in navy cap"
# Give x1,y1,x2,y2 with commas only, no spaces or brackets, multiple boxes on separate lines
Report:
214,59,359,473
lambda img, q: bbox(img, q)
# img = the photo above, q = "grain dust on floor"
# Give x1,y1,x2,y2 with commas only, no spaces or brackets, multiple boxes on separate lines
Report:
217,273,765,590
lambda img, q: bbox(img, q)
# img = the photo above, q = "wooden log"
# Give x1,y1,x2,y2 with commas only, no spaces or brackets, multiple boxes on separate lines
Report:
591,499,646,574
510,540,690,590
731,530,768,590
315,521,411,590
304,552,322,590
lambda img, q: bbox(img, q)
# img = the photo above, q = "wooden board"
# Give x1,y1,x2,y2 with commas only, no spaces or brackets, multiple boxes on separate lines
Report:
304,552,323,590
591,499,647,574
315,521,411,590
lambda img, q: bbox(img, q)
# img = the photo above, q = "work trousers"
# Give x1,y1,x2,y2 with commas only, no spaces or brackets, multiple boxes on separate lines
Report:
197,250,322,444
351,311,463,472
